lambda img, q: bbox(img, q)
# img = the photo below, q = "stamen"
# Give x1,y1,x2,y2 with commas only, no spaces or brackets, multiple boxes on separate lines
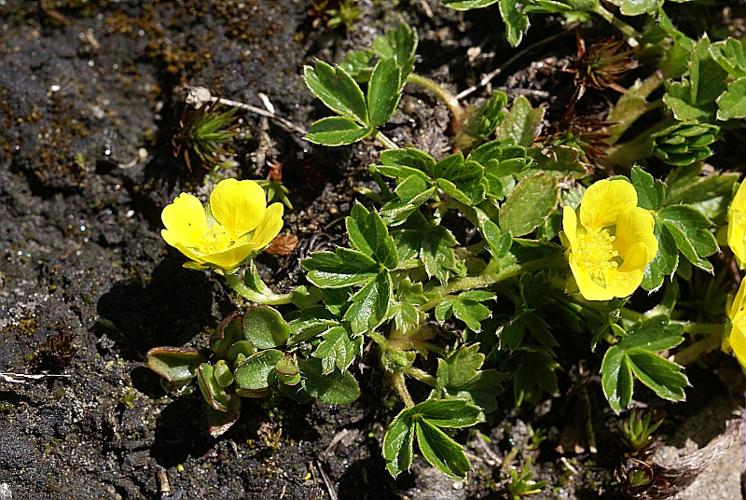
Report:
575,229,619,286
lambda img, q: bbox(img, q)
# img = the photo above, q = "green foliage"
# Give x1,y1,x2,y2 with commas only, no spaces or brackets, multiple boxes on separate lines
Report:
383,399,482,479
601,317,687,413
150,11,746,484
618,409,664,452
305,24,417,145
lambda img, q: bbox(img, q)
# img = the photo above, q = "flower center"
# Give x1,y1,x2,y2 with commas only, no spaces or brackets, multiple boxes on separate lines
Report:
575,229,619,286
200,223,235,253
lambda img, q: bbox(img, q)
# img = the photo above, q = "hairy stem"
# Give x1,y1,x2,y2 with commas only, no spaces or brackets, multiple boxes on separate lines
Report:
390,372,415,408
375,130,398,150
224,271,293,306
422,258,565,311
674,334,722,365
406,73,465,130
591,4,640,41
681,322,725,336
406,366,438,387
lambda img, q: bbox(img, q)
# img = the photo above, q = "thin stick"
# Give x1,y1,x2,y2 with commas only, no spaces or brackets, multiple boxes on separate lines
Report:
0,372,71,384
186,86,308,136
455,28,576,101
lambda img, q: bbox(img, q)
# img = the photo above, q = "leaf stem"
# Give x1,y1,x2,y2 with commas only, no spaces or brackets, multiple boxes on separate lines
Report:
422,258,565,311
605,72,665,146
680,322,725,336
674,334,722,365
224,271,293,305
406,73,464,130
590,4,640,42
375,130,398,150
406,366,438,387
390,372,415,408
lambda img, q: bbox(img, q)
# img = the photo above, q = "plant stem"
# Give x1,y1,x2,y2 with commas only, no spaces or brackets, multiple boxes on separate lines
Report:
674,334,722,365
375,130,398,150
680,322,725,336
422,258,565,311
224,272,293,306
406,366,438,387
591,4,640,41
606,72,665,146
406,73,465,130
390,372,415,408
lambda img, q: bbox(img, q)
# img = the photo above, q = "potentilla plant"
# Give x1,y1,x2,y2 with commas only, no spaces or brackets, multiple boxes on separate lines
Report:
147,14,746,484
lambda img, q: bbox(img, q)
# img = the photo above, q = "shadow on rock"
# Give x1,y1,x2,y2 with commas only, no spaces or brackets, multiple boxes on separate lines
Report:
96,256,216,360
151,396,214,467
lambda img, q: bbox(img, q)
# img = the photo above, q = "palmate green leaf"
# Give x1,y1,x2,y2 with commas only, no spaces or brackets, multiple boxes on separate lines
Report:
382,399,481,479
379,147,437,173
609,0,660,16
709,38,746,78
601,317,688,413
339,48,376,83
234,349,284,391
391,278,427,333
436,344,484,389
303,248,379,288
242,306,290,349
381,186,437,227
436,292,495,332
313,326,362,375
396,223,460,284
658,205,718,273
497,95,544,146
443,0,499,9
626,349,688,401
498,0,529,47
641,221,678,292
499,174,558,237
303,61,368,121
461,90,508,144
631,166,666,211
343,271,393,334
383,408,415,477
716,77,746,121
619,316,685,352
601,345,634,414
431,154,486,206
372,23,418,85
306,117,373,146
663,36,728,122
415,420,471,480
367,58,402,127
346,203,399,269
299,358,361,404
442,370,506,414
287,307,340,346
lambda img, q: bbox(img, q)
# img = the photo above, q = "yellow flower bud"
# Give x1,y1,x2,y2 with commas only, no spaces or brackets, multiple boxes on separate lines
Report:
561,178,658,301
161,178,284,271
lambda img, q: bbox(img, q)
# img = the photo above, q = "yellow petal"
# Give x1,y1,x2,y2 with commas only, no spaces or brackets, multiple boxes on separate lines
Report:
201,243,256,270
729,311,746,369
608,242,649,298
614,207,658,262
729,278,746,320
250,203,285,249
210,179,267,238
580,179,638,230
161,229,206,264
161,193,208,247
561,206,578,247
569,255,615,301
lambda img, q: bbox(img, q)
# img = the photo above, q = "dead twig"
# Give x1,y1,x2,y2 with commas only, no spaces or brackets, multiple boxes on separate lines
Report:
0,372,71,384
185,86,308,136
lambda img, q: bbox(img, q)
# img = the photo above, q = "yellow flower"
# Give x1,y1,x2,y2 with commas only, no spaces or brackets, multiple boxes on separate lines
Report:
562,178,658,301
727,181,746,267
724,278,746,368
161,178,284,270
